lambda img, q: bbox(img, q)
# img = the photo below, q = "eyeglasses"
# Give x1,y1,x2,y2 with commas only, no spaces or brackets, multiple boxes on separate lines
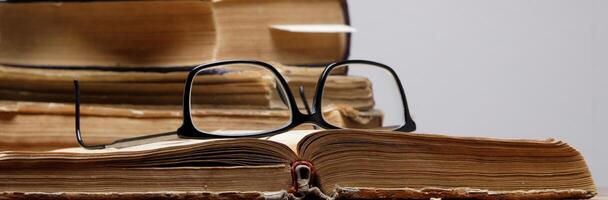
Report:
74,59,416,149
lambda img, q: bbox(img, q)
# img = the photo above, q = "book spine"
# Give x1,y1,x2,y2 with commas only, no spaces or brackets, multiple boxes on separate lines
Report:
289,160,315,195
340,0,351,61
287,160,334,200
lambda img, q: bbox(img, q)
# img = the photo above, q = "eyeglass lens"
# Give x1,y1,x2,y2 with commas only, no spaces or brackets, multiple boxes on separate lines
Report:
189,63,292,136
321,63,406,130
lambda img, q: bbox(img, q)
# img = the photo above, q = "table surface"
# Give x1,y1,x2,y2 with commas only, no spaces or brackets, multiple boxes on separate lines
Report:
594,188,607,199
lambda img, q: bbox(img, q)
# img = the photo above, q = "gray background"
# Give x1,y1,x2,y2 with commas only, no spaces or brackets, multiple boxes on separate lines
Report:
348,0,607,187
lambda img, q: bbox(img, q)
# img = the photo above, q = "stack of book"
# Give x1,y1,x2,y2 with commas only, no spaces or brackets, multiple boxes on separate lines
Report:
0,0,379,151
0,0,599,199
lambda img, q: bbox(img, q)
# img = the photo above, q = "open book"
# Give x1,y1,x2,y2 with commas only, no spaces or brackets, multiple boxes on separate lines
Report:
0,130,596,199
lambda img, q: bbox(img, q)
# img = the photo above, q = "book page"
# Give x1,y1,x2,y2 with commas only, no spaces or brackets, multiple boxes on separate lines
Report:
54,130,319,154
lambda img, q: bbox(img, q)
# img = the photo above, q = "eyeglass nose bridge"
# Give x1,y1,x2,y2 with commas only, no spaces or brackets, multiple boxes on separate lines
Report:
294,104,339,131
296,85,323,130
291,109,327,129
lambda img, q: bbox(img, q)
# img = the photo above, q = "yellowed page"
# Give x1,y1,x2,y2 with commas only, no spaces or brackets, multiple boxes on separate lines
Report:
54,130,319,154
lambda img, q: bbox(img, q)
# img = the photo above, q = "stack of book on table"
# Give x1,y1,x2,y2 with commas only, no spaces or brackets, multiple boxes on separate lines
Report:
0,0,599,199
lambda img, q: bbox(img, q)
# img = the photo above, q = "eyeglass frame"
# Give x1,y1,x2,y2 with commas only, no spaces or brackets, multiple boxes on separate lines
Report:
74,59,416,149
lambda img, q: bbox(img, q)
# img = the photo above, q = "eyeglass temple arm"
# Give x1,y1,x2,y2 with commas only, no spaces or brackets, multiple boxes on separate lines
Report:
298,86,318,130
73,80,106,150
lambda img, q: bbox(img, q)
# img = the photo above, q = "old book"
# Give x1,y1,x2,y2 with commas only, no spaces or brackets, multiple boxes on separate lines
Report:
213,0,351,65
0,64,374,109
0,0,350,67
0,101,382,151
0,130,597,199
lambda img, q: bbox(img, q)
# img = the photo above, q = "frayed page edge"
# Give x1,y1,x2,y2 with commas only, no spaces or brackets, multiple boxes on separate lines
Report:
333,186,597,200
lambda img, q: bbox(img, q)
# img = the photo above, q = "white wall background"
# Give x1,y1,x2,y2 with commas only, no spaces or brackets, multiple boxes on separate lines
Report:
348,0,607,187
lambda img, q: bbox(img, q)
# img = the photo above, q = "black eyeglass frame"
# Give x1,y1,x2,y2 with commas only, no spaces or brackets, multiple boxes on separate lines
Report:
74,59,416,149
